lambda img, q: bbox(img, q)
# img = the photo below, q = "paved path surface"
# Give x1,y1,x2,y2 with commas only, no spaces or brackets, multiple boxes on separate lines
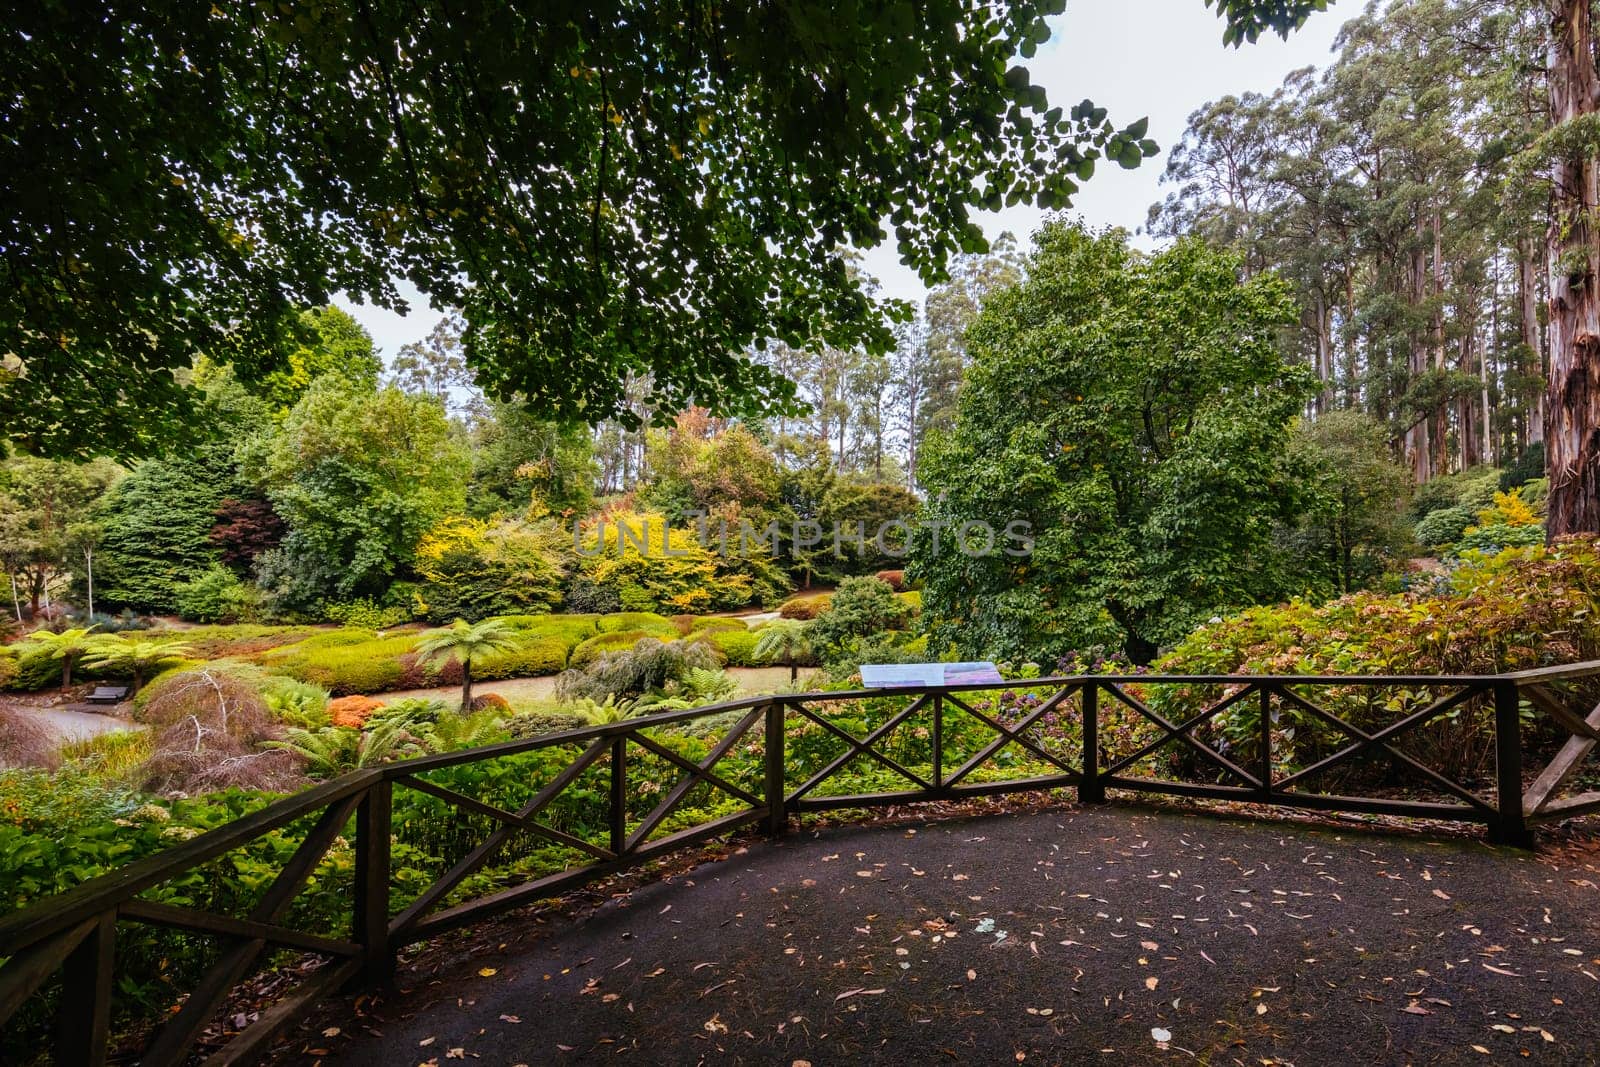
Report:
316,806,1600,1066
25,705,137,742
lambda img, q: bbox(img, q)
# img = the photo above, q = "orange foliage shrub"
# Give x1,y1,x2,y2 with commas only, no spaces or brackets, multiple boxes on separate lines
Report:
874,570,907,591
328,695,384,728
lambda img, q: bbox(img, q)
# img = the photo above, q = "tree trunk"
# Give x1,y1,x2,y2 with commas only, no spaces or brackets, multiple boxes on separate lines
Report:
1519,237,1546,446
61,654,73,690
1545,0,1600,537
789,662,798,683
85,547,94,620
461,658,474,714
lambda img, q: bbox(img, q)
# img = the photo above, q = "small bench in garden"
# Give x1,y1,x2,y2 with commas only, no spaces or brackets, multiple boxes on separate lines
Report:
83,686,129,705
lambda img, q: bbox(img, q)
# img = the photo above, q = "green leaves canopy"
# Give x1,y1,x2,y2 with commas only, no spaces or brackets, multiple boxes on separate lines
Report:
2,0,1312,459
913,223,1312,663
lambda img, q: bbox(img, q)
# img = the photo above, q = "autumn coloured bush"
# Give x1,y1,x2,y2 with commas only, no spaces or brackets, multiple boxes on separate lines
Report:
874,569,907,591
470,692,513,714
135,670,301,793
328,694,385,728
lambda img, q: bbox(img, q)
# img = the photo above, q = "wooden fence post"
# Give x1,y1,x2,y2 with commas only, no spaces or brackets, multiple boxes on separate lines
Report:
764,699,787,836
932,692,944,791
1491,682,1532,847
55,911,114,1067
353,780,393,986
1079,682,1105,804
609,737,628,856
1259,686,1273,797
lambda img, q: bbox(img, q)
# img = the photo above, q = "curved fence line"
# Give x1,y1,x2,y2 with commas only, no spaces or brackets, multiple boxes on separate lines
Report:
3,668,1600,1065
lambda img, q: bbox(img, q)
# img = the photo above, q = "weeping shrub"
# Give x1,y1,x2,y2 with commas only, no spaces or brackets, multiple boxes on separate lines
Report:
135,670,302,794
555,637,720,704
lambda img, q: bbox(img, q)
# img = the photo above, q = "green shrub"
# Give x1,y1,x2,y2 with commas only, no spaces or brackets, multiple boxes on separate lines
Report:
898,633,930,658
1414,505,1475,548
1454,523,1544,555
898,589,923,614
686,616,747,635
569,629,654,669
8,646,82,691
261,632,414,694
595,611,679,636
1408,466,1502,522
506,708,590,738
324,598,413,630
156,624,319,660
173,564,265,623
499,614,599,643
697,626,760,667
0,647,14,689
1499,442,1545,492
474,636,571,679
808,577,910,664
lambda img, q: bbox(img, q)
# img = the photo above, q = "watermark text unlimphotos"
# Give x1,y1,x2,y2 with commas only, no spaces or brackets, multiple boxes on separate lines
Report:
574,516,1033,559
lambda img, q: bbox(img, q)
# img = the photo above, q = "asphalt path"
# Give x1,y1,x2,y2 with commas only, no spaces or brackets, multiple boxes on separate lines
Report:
313,804,1600,1066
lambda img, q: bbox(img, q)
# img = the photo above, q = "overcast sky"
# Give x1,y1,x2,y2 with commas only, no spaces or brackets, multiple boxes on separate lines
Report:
339,0,1350,361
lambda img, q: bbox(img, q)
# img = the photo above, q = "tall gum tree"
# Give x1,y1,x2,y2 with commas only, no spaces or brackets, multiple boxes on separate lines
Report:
1545,0,1600,536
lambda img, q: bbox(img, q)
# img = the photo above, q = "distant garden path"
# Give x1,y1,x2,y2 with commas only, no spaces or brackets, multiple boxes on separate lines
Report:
298,805,1600,1065
28,706,136,743
374,665,803,707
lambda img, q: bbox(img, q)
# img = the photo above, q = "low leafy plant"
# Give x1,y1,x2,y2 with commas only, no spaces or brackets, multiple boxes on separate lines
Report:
260,676,331,728
264,721,423,777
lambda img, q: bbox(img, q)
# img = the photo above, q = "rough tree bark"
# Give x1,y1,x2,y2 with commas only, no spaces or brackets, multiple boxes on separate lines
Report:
1545,0,1600,536
1519,237,1546,446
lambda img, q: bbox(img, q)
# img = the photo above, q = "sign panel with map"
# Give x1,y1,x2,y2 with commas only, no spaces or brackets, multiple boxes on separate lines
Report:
858,661,1004,688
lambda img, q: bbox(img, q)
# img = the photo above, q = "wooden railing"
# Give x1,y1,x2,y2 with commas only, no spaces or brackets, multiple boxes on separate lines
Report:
3,666,1599,1064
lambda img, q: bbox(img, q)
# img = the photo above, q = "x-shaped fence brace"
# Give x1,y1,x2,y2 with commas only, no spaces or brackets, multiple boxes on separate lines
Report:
1270,685,1497,815
1520,684,1600,823
1098,681,1266,790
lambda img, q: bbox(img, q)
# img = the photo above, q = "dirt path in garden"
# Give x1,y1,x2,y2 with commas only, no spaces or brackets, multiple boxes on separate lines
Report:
374,666,806,707
293,805,1600,1065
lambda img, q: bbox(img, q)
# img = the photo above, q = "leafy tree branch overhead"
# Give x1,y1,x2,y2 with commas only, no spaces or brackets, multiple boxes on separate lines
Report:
1,0,1319,459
